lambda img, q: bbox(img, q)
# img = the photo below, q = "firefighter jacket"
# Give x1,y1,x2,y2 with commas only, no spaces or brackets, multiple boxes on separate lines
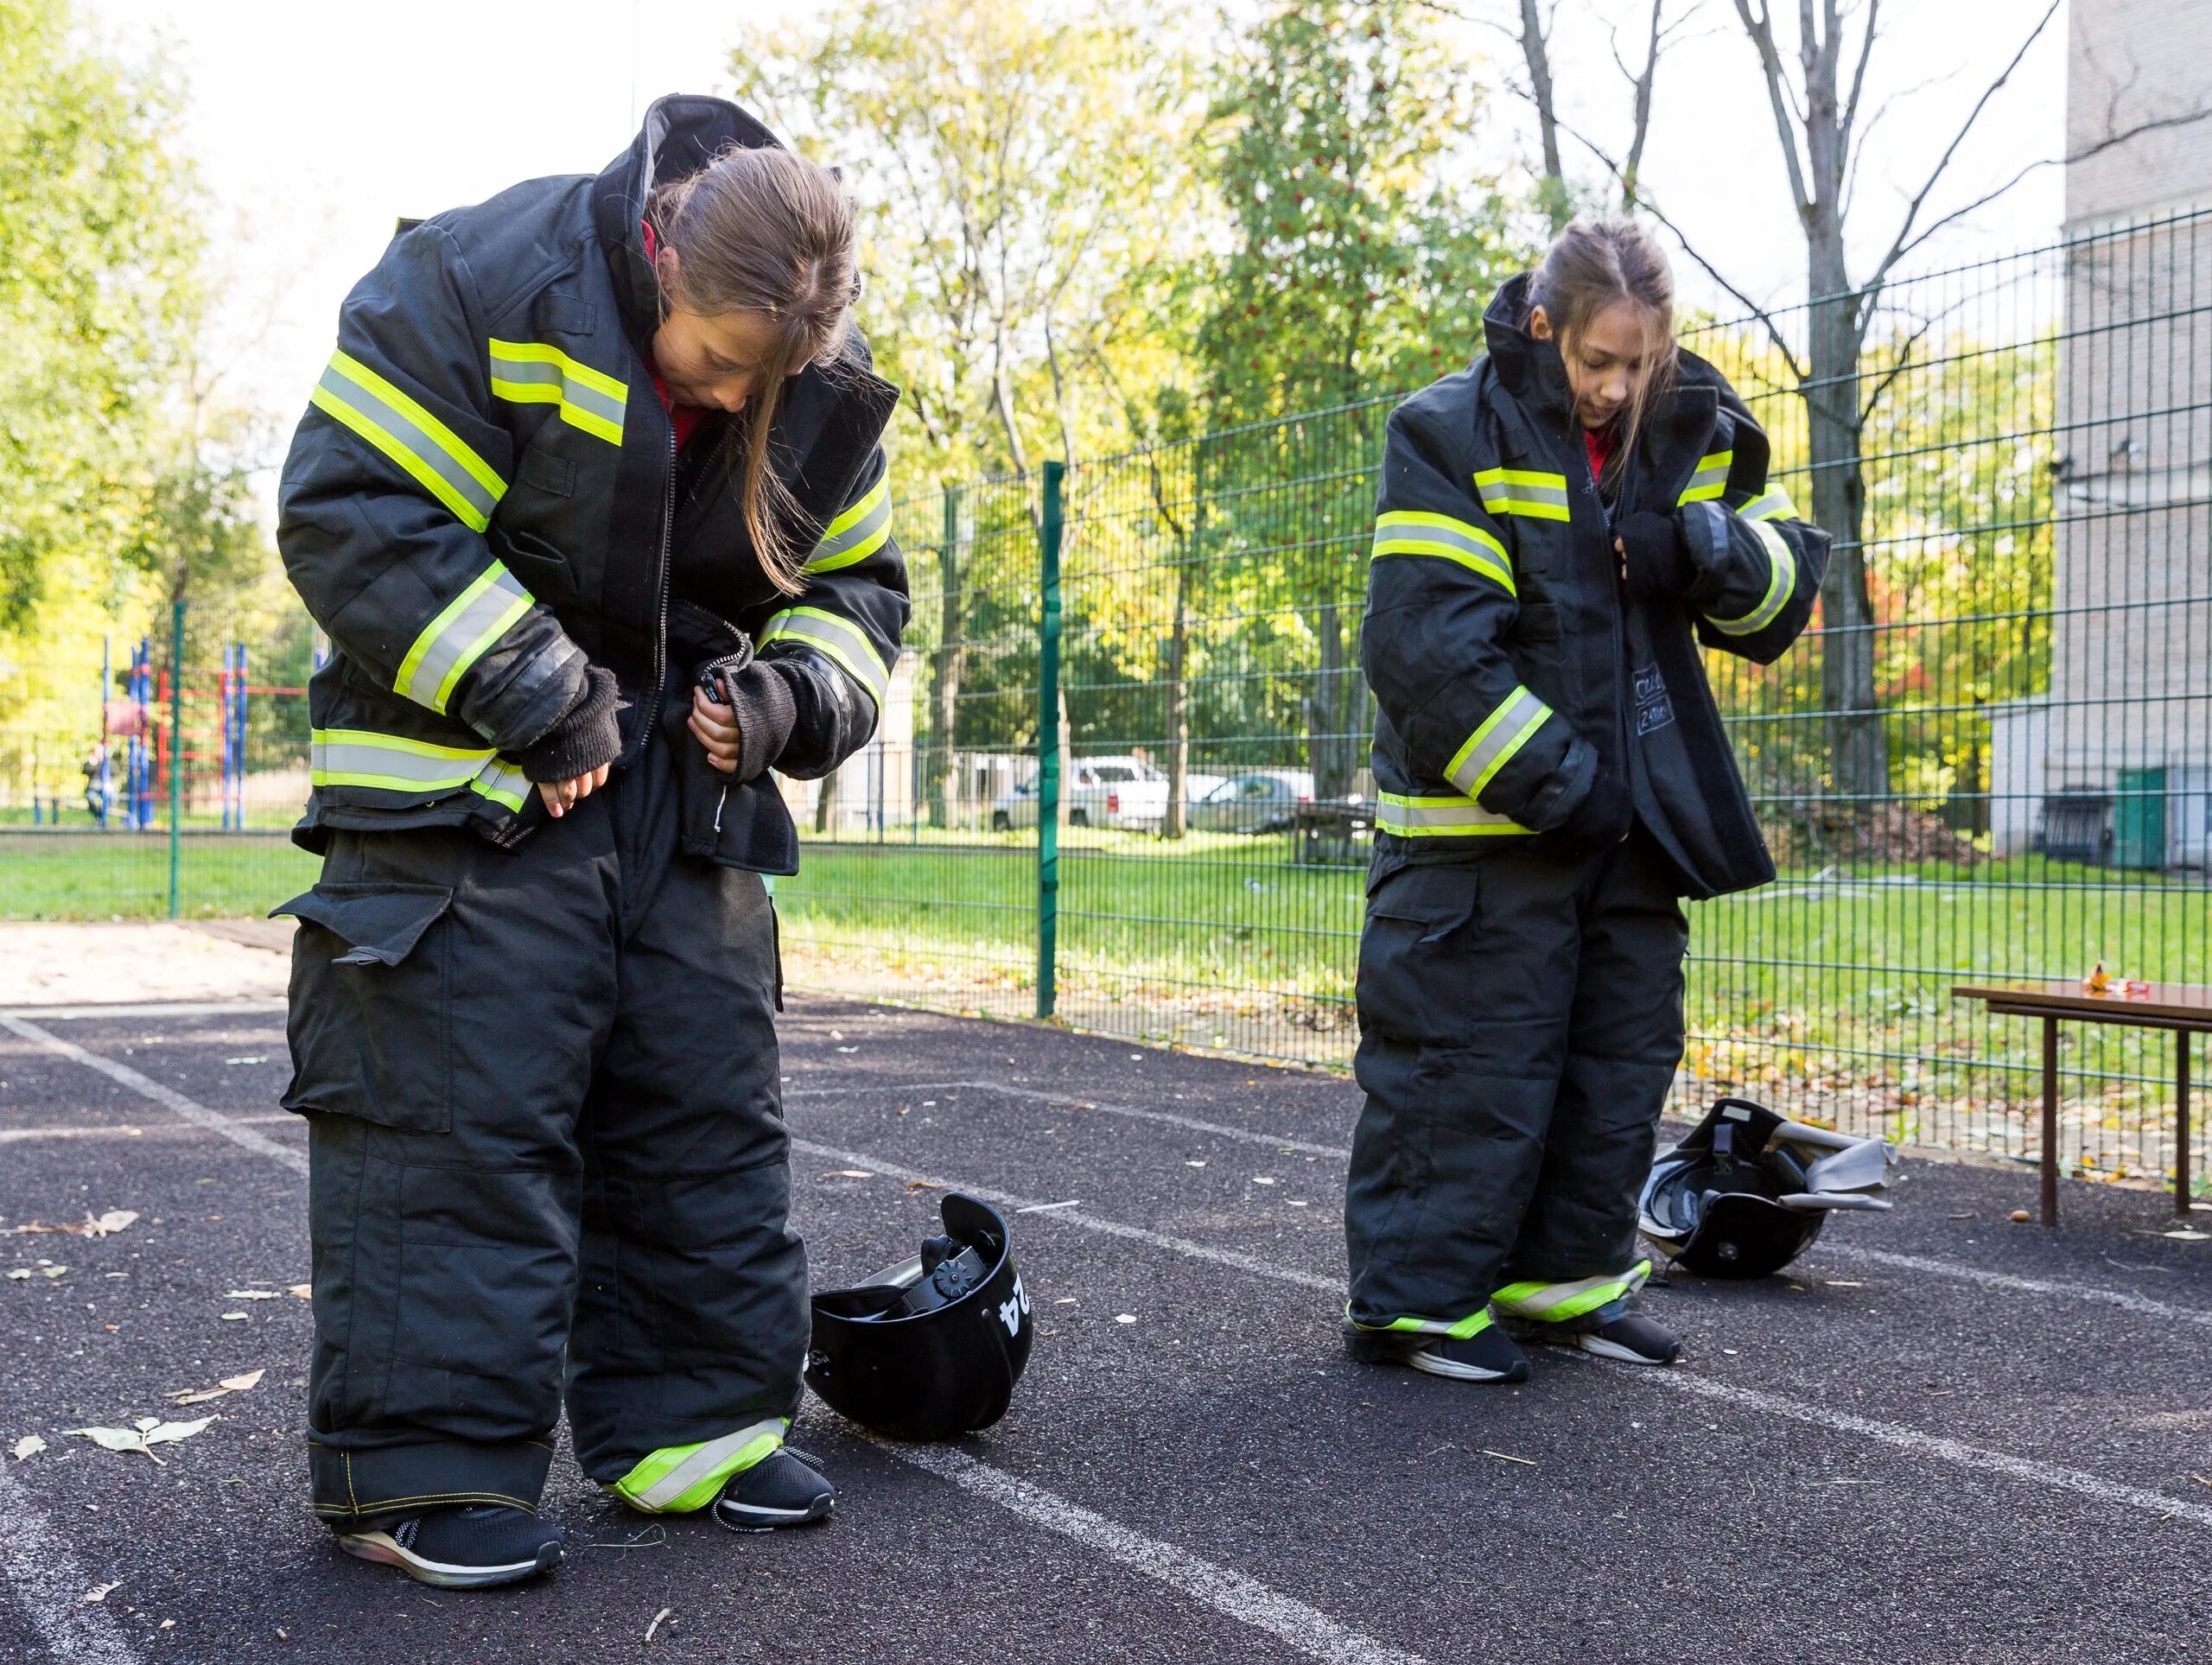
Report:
1362,273,1829,899
276,95,906,867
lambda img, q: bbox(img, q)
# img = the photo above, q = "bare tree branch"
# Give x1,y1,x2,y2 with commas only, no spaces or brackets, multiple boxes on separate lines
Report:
1732,0,1814,219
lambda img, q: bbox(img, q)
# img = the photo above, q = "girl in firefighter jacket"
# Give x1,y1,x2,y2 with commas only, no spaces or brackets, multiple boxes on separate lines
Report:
1342,217,1828,1382
271,96,906,1584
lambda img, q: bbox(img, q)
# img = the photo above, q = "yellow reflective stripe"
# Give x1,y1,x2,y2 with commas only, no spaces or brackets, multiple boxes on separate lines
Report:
1677,449,1733,505
608,1419,788,1515
1443,686,1551,798
1376,791,1530,837
1491,1261,1650,1323
1356,1307,1496,1340
803,473,893,575
391,562,535,715
760,606,893,708
1703,518,1796,637
309,728,526,811
1473,467,1569,521
487,339,628,445
309,350,508,531
1735,486,1797,522
1370,510,1515,595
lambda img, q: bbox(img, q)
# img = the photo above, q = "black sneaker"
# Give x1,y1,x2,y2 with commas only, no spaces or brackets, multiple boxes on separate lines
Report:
336,1504,562,1589
712,1446,835,1533
1344,1319,1530,1383
1577,1312,1681,1365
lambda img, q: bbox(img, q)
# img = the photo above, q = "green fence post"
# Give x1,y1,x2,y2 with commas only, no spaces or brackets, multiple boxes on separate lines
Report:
1036,462,1064,1020
167,599,184,919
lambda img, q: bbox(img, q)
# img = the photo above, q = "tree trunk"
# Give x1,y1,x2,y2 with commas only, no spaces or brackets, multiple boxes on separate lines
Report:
814,768,838,835
1802,240,1888,807
928,486,967,829
1308,601,1357,799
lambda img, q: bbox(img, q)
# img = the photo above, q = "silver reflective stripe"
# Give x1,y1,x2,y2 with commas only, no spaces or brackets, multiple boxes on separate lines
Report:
760,607,893,708
1376,794,1530,836
804,476,893,574
310,729,495,793
393,564,534,715
487,352,627,435
1474,469,1569,518
1737,487,1796,522
1443,687,1551,798
312,359,504,529
629,1420,787,1512
1677,449,1732,505
470,756,530,813
1704,518,1796,637
1491,1261,1650,1320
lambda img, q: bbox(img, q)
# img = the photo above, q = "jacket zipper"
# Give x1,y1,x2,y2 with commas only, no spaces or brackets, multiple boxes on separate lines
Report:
640,424,677,763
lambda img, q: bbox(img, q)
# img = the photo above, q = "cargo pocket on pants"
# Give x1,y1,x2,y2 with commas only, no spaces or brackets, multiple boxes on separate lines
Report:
275,882,455,1134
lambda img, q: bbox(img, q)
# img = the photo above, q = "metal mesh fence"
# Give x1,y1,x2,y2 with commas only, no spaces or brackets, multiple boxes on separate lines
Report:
2,211,2204,1194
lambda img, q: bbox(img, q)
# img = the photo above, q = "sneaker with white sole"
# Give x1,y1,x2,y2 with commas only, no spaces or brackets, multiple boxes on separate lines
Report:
712,1446,836,1533
1344,1315,1531,1382
335,1504,563,1589
1575,1312,1681,1365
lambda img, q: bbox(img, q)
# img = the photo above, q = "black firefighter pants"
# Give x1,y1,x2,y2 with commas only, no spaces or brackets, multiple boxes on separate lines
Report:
279,734,802,1523
1344,831,1689,1327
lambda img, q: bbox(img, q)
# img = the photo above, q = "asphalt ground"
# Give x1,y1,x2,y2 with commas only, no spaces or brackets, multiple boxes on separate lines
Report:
2,995,2209,1663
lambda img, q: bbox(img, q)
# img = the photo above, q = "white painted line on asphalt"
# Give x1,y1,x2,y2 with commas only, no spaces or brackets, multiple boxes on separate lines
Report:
884,1443,1426,1665
0,1455,143,1665
0,1115,296,1146
794,1132,2212,1532
1642,1369,2212,1530
1812,1244,2212,1330
791,1137,1337,1294
0,1000,288,1020
0,1015,307,1176
792,1076,2212,1332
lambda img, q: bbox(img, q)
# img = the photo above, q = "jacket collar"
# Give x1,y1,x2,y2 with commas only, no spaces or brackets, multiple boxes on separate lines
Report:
1482,273,1576,425
592,93,783,360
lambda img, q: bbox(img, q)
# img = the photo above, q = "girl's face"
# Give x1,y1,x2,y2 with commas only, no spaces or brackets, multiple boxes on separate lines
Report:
650,250,785,413
1529,298,1664,432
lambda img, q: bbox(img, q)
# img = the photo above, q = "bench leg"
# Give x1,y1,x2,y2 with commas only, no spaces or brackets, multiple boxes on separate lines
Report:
2042,1015,2059,1228
2179,1030,2193,1216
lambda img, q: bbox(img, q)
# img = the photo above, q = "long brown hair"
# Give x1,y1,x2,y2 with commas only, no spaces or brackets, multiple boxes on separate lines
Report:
1527,216,1677,492
646,145,861,595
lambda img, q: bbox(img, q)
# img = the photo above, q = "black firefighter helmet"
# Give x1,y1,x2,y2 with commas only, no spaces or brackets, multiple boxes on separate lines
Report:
1639,1097,1897,1280
805,1193,1033,1440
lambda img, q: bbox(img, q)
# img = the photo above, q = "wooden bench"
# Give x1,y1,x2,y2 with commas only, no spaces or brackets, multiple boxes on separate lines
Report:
1951,980,2212,1225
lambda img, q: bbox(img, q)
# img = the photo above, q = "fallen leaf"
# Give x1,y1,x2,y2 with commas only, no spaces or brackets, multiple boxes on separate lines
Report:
161,1619,175,1630
2162,1230,2209,1242
288,1284,311,1299
10,1435,45,1460
2009,1209,2031,1223
818,1170,874,1180
1480,1450,1536,1466
1252,1176,1277,1185
80,1582,120,1605
165,1389,228,1406
41,1266,67,1280
219,1312,249,1322
142,1417,214,1446
223,1290,281,1300
85,1211,137,1237
219,1369,264,1392
1114,1313,1137,1324
904,1180,944,1193
4,1268,28,1281
71,1427,163,1462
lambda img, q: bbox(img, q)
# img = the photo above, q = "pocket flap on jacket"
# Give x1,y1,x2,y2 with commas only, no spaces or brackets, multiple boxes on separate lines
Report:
1365,866,1477,940
272,883,453,967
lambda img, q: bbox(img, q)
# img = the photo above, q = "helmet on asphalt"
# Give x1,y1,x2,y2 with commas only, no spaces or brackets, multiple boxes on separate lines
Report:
805,1192,1033,1440
1638,1097,1897,1280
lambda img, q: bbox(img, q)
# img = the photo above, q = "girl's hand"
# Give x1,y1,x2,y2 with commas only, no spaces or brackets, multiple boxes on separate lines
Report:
537,763,610,817
689,683,744,774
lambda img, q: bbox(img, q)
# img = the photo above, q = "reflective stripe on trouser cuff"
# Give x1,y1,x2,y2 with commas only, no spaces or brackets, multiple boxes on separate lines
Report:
1676,449,1732,505
1703,518,1795,636
309,728,529,813
1473,468,1568,521
1376,793,1530,837
1347,1303,1493,1341
392,562,534,714
804,474,893,574
1491,1261,1652,1323
608,1418,789,1515
1370,511,1514,594
487,339,627,445
1735,486,1797,522
308,349,506,531
760,607,892,709
1444,687,1551,798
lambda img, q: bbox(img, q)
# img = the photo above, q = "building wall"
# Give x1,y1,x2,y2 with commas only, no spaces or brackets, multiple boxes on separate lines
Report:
2066,0,2212,225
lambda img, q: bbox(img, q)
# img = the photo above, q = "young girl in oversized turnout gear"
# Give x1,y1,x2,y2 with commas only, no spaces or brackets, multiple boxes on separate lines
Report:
273,96,906,1586
1342,218,1828,1382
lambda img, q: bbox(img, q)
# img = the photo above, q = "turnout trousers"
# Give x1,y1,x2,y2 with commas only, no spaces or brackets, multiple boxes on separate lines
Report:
1344,832,1689,1331
279,727,803,1524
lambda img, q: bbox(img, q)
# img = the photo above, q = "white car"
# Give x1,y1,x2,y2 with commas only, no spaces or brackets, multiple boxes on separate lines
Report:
990,755,1168,830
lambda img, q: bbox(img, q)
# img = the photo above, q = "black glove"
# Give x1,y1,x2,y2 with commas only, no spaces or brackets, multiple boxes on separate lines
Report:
1617,511,1694,599
518,665,623,783
702,659,800,785
1551,771,1632,855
